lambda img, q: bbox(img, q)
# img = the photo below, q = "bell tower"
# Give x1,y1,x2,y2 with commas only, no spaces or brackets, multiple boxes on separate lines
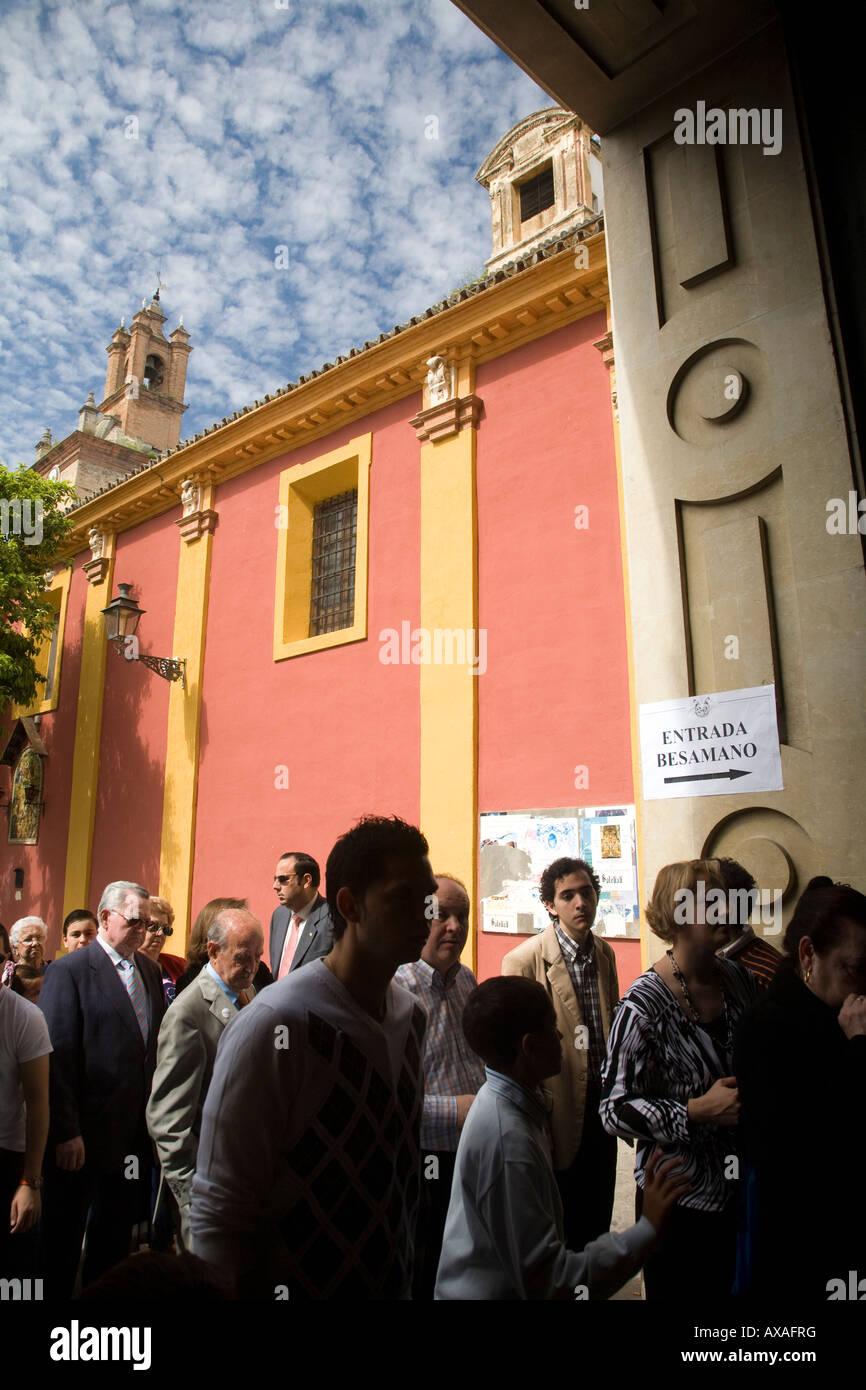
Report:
100,292,192,453
32,294,193,502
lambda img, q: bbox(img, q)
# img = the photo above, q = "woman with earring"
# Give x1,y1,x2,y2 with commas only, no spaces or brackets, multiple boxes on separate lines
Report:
600,859,757,1298
734,879,866,1300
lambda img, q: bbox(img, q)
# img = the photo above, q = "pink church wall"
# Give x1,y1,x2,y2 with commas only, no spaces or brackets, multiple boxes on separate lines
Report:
192,395,423,957
474,313,635,984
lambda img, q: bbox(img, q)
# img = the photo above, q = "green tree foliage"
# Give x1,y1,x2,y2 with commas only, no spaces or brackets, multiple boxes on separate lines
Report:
0,464,75,712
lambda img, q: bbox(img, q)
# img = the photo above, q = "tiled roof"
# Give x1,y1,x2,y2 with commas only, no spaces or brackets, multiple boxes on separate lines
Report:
67,214,603,513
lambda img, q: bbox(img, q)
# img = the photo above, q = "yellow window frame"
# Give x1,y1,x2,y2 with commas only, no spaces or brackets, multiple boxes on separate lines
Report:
15,567,72,716
273,433,371,661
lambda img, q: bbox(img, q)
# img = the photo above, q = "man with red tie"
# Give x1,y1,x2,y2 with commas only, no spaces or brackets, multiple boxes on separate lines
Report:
269,852,333,979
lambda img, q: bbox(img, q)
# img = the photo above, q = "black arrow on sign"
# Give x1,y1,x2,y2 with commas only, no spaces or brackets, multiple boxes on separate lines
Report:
663,768,751,785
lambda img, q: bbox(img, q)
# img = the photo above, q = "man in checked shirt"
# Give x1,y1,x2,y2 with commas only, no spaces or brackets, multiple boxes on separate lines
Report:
502,857,619,1251
395,874,485,1298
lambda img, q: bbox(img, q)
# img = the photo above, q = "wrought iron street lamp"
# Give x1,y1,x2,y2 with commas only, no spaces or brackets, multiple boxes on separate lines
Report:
101,583,186,685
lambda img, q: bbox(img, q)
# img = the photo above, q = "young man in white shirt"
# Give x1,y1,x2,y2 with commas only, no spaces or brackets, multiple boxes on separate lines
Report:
192,815,437,1299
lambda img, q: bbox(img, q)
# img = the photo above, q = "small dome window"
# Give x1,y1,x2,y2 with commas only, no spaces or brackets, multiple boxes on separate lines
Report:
519,164,555,223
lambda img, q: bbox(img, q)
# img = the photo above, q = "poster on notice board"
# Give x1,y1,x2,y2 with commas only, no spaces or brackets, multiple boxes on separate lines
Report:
480,806,639,938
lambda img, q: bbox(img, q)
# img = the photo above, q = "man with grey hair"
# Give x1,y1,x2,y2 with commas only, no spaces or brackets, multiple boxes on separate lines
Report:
147,907,263,1250
37,880,165,1296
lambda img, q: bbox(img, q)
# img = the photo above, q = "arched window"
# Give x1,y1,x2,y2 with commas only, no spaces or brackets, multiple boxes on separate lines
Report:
143,355,165,391
8,748,43,845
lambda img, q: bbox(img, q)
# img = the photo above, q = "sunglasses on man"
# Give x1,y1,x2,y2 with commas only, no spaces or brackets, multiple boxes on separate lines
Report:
113,911,172,937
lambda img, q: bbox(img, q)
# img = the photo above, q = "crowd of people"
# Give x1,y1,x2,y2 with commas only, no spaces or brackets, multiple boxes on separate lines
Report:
0,816,863,1302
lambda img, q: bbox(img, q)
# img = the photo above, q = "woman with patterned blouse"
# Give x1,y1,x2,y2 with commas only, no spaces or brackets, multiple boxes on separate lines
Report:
600,859,757,1299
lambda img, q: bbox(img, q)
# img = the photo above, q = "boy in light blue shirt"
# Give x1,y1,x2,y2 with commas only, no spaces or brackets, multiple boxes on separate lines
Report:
435,976,688,1299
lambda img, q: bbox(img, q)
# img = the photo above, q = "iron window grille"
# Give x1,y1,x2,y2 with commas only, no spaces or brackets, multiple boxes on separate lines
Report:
309,490,358,636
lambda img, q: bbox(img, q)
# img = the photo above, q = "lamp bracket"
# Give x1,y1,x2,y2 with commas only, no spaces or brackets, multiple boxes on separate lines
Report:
136,653,186,687
108,639,186,687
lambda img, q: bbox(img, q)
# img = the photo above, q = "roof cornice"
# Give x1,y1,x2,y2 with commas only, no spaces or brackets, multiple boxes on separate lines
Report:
60,228,609,556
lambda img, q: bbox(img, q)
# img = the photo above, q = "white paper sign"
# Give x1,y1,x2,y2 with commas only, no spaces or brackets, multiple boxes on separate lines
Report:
484,908,520,935
640,685,783,801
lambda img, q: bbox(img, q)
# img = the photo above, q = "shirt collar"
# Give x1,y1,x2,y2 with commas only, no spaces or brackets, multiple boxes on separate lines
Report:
553,920,595,964
289,896,316,925
719,926,756,959
415,956,461,990
205,960,238,1004
96,933,133,969
485,1068,549,1126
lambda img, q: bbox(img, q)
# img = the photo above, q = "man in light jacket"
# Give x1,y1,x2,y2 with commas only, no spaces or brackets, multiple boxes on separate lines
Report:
147,907,263,1250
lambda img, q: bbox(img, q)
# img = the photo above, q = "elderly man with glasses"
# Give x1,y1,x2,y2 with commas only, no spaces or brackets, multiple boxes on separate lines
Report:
269,851,334,979
37,880,165,1297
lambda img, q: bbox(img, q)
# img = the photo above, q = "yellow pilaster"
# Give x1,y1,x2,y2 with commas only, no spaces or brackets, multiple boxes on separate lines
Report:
62,541,115,921
157,488,215,945
418,361,480,969
604,314,648,970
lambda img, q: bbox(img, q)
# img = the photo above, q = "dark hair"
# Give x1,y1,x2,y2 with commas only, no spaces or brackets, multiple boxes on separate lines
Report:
326,815,429,940
10,963,43,996
0,924,10,960
278,852,320,890
463,977,554,1070
63,909,98,937
716,858,756,895
782,883,866,961
539,857,601,908
715,857,757,928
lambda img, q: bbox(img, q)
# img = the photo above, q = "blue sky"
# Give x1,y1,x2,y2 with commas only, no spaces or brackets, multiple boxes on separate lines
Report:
0,0,550,467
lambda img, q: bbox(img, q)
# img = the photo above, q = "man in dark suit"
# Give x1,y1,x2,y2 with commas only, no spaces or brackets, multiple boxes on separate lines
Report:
269,851,333,979
38,880,165,1297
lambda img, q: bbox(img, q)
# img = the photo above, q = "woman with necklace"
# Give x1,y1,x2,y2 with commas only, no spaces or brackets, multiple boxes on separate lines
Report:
600,859,757,1299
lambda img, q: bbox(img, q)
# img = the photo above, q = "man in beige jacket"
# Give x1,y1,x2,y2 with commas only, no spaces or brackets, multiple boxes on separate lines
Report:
501,857,619,1248
147,907,263,1250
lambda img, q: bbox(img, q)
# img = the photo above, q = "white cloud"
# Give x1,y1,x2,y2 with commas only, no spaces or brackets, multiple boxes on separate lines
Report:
0,0,548,467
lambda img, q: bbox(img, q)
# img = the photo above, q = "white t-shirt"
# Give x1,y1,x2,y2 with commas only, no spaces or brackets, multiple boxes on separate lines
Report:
0,987,52,1151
